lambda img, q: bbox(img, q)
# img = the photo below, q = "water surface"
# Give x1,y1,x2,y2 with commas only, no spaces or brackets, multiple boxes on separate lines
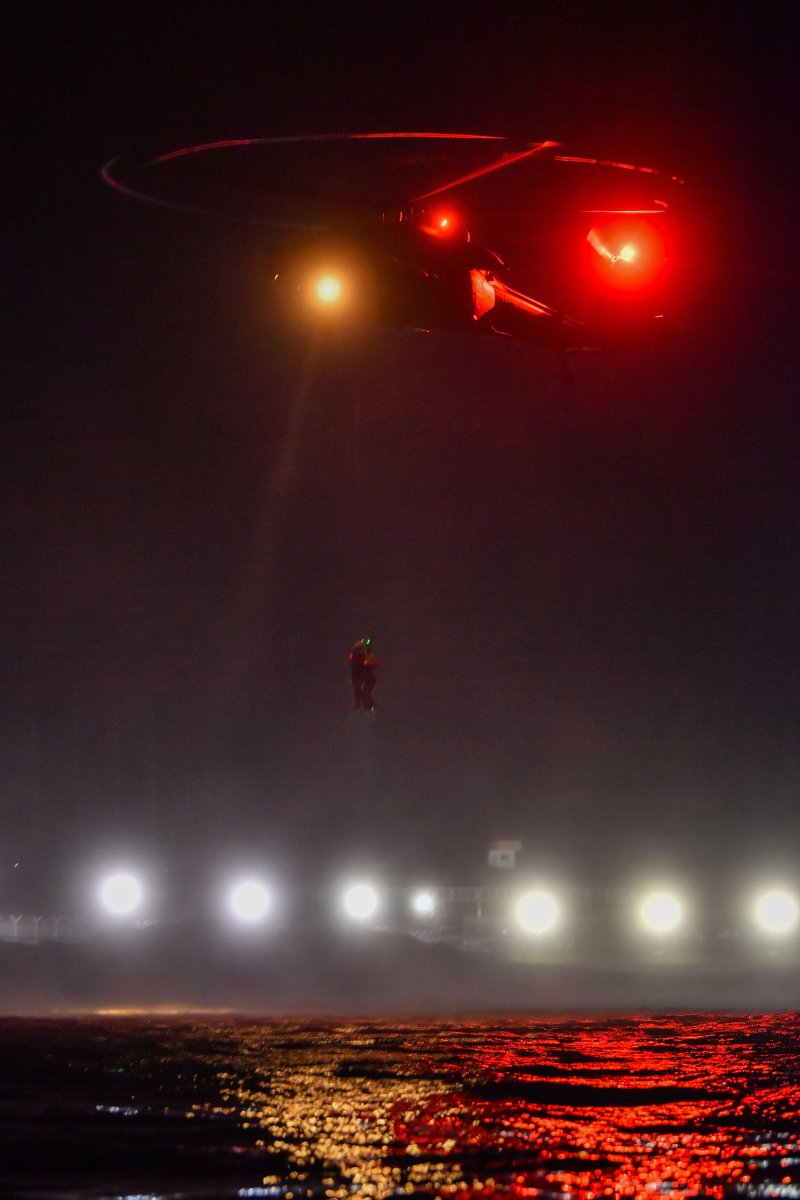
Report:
2,1014,799,1199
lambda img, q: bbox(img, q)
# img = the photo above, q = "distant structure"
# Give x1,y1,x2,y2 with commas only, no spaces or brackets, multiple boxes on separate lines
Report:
488,840,522,870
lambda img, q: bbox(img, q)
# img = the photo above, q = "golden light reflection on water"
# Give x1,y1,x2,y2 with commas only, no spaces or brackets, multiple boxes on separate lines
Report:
5,1014,799,1198
215,1031,455,1197
174,1016,800,1198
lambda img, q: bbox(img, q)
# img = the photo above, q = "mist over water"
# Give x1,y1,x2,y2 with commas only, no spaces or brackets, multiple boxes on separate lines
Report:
3,1014,800,1199
3,922,800,1017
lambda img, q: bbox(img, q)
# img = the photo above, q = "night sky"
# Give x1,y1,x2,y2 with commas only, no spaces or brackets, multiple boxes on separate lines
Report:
5,4,799,908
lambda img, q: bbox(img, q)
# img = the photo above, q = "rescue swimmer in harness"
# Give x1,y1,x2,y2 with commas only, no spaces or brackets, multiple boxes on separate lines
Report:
349,637,379,711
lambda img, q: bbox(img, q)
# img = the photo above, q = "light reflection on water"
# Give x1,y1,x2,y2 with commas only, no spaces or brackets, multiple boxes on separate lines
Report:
1,1015,800,1198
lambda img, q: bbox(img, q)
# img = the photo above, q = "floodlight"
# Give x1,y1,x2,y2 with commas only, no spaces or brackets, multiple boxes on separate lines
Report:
99,871,143,917
753,889,799,935
313,273,344,304
411,890,435,918
342,882,379,921
515,889,559,935
639,890,683,934
229,879,272,924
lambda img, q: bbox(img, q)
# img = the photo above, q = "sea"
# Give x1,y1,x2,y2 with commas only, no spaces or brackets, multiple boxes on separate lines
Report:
2,1014,800,1200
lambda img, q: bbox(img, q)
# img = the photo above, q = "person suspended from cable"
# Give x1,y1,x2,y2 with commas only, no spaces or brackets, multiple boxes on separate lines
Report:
349,636,379,711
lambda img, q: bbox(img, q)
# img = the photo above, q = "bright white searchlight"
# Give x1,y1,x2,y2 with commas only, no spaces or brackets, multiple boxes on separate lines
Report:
99,872,143,917
639,890,683,934
754,889,799,934
343,882,379,921
515,889,559,935
411,890,435,918
229,880,272,924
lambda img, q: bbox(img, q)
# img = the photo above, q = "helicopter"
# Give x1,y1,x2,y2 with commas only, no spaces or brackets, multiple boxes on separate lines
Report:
102,132,686,358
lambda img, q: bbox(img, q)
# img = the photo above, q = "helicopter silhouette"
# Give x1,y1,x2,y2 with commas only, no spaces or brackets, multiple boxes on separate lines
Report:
102,132,686,362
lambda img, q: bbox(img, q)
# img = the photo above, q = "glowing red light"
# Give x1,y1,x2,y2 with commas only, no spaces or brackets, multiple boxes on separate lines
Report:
430,210,457,235
417,209,461,238
586,216,668,291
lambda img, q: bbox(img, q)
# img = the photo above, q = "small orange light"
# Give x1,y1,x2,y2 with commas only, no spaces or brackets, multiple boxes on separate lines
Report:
313,274,343,304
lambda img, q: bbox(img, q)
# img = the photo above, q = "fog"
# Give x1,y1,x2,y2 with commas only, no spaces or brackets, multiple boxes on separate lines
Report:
2,925,799,1017
6,9,799,1025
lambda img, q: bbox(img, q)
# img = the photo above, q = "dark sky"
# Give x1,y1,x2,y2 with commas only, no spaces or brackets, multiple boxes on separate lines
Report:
4,3,799,905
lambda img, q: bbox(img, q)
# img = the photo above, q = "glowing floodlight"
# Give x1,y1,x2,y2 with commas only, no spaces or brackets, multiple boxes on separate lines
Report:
515,889,559,935
754,889,799,935
411,890,435,918
313,273,344,304
343,882,379,921
618,242,637,262
99,872,143,917
639,890,683,934
229,879,272,924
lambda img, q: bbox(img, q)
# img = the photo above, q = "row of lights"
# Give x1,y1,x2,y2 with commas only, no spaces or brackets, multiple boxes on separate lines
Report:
97,873,800,937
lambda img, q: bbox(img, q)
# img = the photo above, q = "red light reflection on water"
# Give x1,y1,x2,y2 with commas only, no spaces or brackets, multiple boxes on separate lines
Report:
385,1016,800,1199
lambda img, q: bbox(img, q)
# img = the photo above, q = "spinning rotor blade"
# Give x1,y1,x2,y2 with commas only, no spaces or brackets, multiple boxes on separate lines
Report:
410,140,558,203
101,133,549,229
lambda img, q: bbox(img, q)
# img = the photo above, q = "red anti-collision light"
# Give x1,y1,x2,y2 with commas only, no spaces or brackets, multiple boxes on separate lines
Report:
418,210,461,237
586,217,668,291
